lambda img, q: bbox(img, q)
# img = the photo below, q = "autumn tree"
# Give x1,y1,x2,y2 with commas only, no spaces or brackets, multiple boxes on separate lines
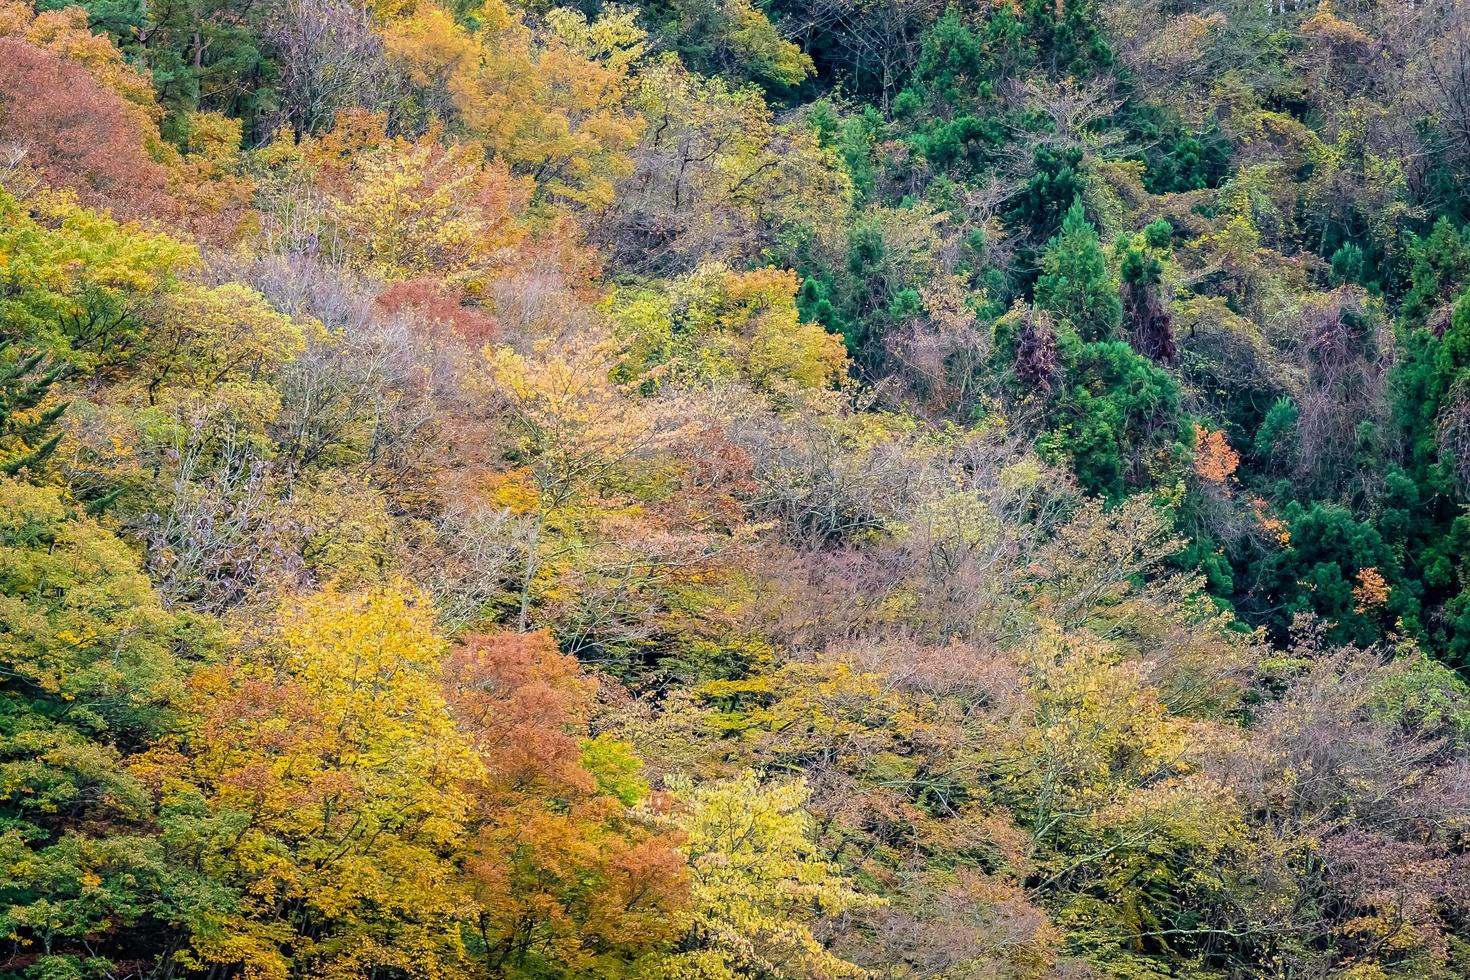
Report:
0,39,174,218
381,0,645,207
446,630,687,975
139,583,481,977
657,770,879,978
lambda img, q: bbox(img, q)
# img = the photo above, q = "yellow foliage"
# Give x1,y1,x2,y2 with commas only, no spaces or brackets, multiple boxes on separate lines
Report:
610,262,847,391
656,771,879,978
266,112,531,287
381,0,644,206
149,583,481,978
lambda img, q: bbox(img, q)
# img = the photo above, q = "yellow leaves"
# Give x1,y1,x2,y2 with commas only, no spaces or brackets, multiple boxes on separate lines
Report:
169,111,256,237
659,770,878,978
323,129,530,287
485,330,676,507
1020,621,1195,800
1353,566,1391,613
482,467,541,515
612,262,846,391
910,490,1000,550
253,110,531,288
721,0,814,87
275,583,468,768
628,56,852,259
547,4,648,70
149,281,307,391
380,0,643,207
156,583,484,978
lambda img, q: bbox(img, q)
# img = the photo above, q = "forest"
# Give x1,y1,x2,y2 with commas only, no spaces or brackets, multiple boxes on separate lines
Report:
2,0,1470,975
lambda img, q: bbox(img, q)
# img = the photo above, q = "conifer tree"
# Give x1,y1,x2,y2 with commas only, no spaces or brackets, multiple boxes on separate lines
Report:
1035,198,1122,343
0,342,68,480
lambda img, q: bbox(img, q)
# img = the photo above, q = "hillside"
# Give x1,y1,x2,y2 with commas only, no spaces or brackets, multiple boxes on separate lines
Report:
2,0,1470,976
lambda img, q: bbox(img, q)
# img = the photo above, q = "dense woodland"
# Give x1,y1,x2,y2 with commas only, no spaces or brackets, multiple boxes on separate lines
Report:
4,0,1470,975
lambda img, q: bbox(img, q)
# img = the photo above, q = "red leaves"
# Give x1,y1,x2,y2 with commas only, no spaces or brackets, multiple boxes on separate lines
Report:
375,278,500,345
445,630,597,795
445,630,689,967
0,40,174,219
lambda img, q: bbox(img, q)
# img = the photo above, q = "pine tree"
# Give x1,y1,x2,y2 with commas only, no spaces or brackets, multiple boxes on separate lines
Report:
1035,197,1123,343
0,342,69,480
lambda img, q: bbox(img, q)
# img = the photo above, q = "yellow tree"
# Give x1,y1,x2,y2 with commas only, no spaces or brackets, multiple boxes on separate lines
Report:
256,110,530,290
381,0,645,207
609,263,848,393
484,330,684,628
1001,623,1242,954
137,583,482,979
140,282,309,413
655,771,879,979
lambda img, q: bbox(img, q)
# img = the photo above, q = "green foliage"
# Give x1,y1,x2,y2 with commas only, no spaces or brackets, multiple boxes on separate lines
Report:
1008,146,1088,244
1402,218,1470,323
43,0,275,133
1142,126,1231,195
0,189,194,371
0,345,68,479
1035,199,1123,342
1253,396,1298,463
1250,501,1419,646
1042,338,1186,498
0,476,210,976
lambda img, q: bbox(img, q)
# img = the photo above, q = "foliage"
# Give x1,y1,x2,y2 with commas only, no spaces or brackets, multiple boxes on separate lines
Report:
2,0,1470,977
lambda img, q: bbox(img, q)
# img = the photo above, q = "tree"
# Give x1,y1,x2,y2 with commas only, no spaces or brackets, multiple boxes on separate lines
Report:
1034,198,1122,343
0,476,204,979
657,771,879,978
446,631,687,975
0,344,68,479
1120,241,1174,362
652,0,814,89
484,330,682,629
262,0,397,136
610,263,848,392
1041,339,1186,499
0,39,174,219
597,55,851,272
381,0,645,207
255,110,531,289
140,583,482,978
0,187,195,372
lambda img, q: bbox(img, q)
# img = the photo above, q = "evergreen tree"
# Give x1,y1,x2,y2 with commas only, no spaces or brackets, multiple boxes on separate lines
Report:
0,343,68,480
1035,198,1123,342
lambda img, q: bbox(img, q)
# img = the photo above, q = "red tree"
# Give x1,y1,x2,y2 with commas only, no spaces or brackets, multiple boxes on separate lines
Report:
0,40,174,218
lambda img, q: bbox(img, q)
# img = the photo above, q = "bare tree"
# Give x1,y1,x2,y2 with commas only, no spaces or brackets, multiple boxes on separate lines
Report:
263,0,397,136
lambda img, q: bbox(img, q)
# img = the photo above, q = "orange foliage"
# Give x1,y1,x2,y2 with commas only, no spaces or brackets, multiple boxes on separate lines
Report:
376,278,500,344
1353,566,1390,613
1250,496,1291,546
1193,423,1240,485
445,630,599,793
444,631,688,971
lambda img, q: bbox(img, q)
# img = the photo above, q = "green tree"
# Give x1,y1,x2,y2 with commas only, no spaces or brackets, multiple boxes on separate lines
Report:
0,476,212,978
1035,198,1122,343
0,344,68,479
